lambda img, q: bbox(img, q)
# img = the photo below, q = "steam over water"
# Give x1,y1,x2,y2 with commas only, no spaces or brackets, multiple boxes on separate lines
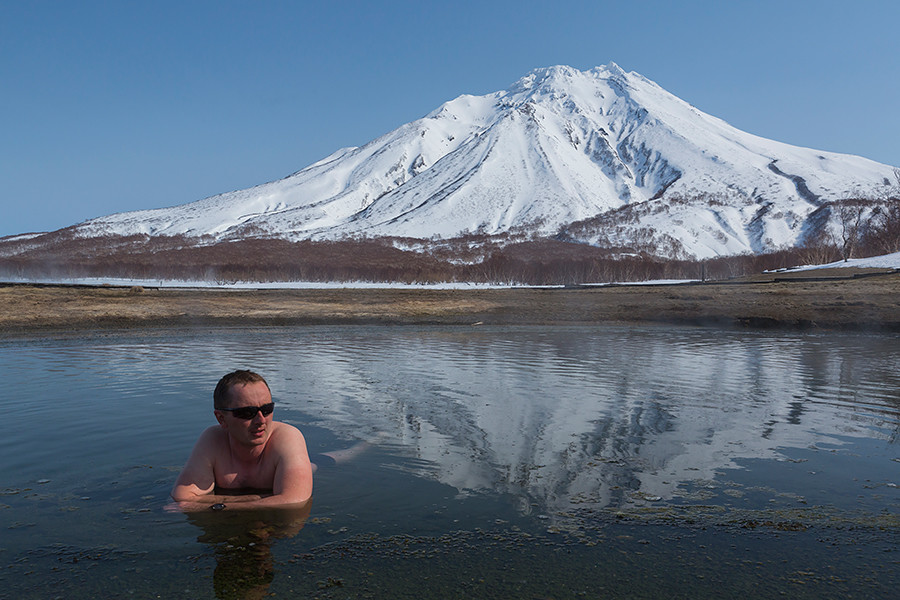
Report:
1,325,898,598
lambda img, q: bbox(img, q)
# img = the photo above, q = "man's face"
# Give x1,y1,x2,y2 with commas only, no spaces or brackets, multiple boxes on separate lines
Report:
215,380,274,447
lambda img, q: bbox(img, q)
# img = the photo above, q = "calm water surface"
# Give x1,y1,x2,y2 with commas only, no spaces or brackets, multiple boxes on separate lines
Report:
0,325,898,598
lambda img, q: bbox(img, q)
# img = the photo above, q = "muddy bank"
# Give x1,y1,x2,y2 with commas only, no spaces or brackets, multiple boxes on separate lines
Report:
1,268,898,333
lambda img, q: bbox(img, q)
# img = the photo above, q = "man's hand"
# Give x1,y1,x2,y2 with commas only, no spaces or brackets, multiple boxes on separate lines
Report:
164,493,264,512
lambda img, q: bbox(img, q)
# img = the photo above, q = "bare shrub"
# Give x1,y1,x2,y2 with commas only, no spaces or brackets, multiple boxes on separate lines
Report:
863,199,900,255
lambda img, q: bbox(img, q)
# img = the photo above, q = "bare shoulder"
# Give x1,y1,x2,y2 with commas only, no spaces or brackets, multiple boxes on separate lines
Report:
269,421,305,444
197,424,227,446
189,425,228,459
267,422,309,456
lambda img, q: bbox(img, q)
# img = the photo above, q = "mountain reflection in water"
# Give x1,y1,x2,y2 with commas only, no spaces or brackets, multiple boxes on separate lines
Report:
257,326,899,518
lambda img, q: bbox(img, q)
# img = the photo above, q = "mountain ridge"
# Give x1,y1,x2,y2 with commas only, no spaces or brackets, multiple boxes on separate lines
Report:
20,64,900,259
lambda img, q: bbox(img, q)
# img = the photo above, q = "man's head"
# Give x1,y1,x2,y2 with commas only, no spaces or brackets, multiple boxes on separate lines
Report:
213,370,275,447
214,370,270,409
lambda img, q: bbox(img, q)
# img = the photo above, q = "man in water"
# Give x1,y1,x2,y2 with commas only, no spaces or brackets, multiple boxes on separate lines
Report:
171,370,314,511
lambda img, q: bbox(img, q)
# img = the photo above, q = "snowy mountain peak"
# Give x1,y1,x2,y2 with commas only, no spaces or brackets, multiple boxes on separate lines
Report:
70,64,897,259
515,64,582,89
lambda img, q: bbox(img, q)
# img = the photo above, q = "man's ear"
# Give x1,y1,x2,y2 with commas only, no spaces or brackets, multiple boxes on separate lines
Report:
214,410,226,427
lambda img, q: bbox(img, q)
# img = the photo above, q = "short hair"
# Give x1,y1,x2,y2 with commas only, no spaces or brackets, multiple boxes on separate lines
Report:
213,370,270,409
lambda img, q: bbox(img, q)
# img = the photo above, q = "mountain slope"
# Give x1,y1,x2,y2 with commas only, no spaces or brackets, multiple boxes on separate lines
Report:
69,64,898,259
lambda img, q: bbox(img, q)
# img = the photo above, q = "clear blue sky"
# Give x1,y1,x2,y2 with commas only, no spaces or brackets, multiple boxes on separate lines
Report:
2,0,898,237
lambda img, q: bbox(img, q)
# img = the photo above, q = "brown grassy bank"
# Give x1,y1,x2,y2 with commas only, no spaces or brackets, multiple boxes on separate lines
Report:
1,268,899,334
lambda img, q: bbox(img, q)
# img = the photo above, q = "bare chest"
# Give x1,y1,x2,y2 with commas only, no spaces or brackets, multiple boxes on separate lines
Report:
214,452,279,490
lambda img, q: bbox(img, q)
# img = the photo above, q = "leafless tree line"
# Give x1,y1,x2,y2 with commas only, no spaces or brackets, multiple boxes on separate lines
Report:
0,231,817,286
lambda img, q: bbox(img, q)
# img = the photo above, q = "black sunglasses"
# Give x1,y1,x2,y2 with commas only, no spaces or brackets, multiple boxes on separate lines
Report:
218,402,275,420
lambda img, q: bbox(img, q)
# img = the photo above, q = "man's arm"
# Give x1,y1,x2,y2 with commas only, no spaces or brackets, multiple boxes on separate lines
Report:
269,425,315,505
219,425,314,510
170,427,261,507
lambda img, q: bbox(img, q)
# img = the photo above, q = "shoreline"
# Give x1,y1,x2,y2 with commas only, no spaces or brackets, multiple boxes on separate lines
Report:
2,268,899,334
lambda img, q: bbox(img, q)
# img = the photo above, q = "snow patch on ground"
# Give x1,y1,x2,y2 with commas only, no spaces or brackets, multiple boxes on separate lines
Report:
785,251,900,271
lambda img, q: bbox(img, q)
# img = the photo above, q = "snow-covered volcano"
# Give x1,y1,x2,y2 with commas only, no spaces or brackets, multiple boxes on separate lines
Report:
72,64,896,259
